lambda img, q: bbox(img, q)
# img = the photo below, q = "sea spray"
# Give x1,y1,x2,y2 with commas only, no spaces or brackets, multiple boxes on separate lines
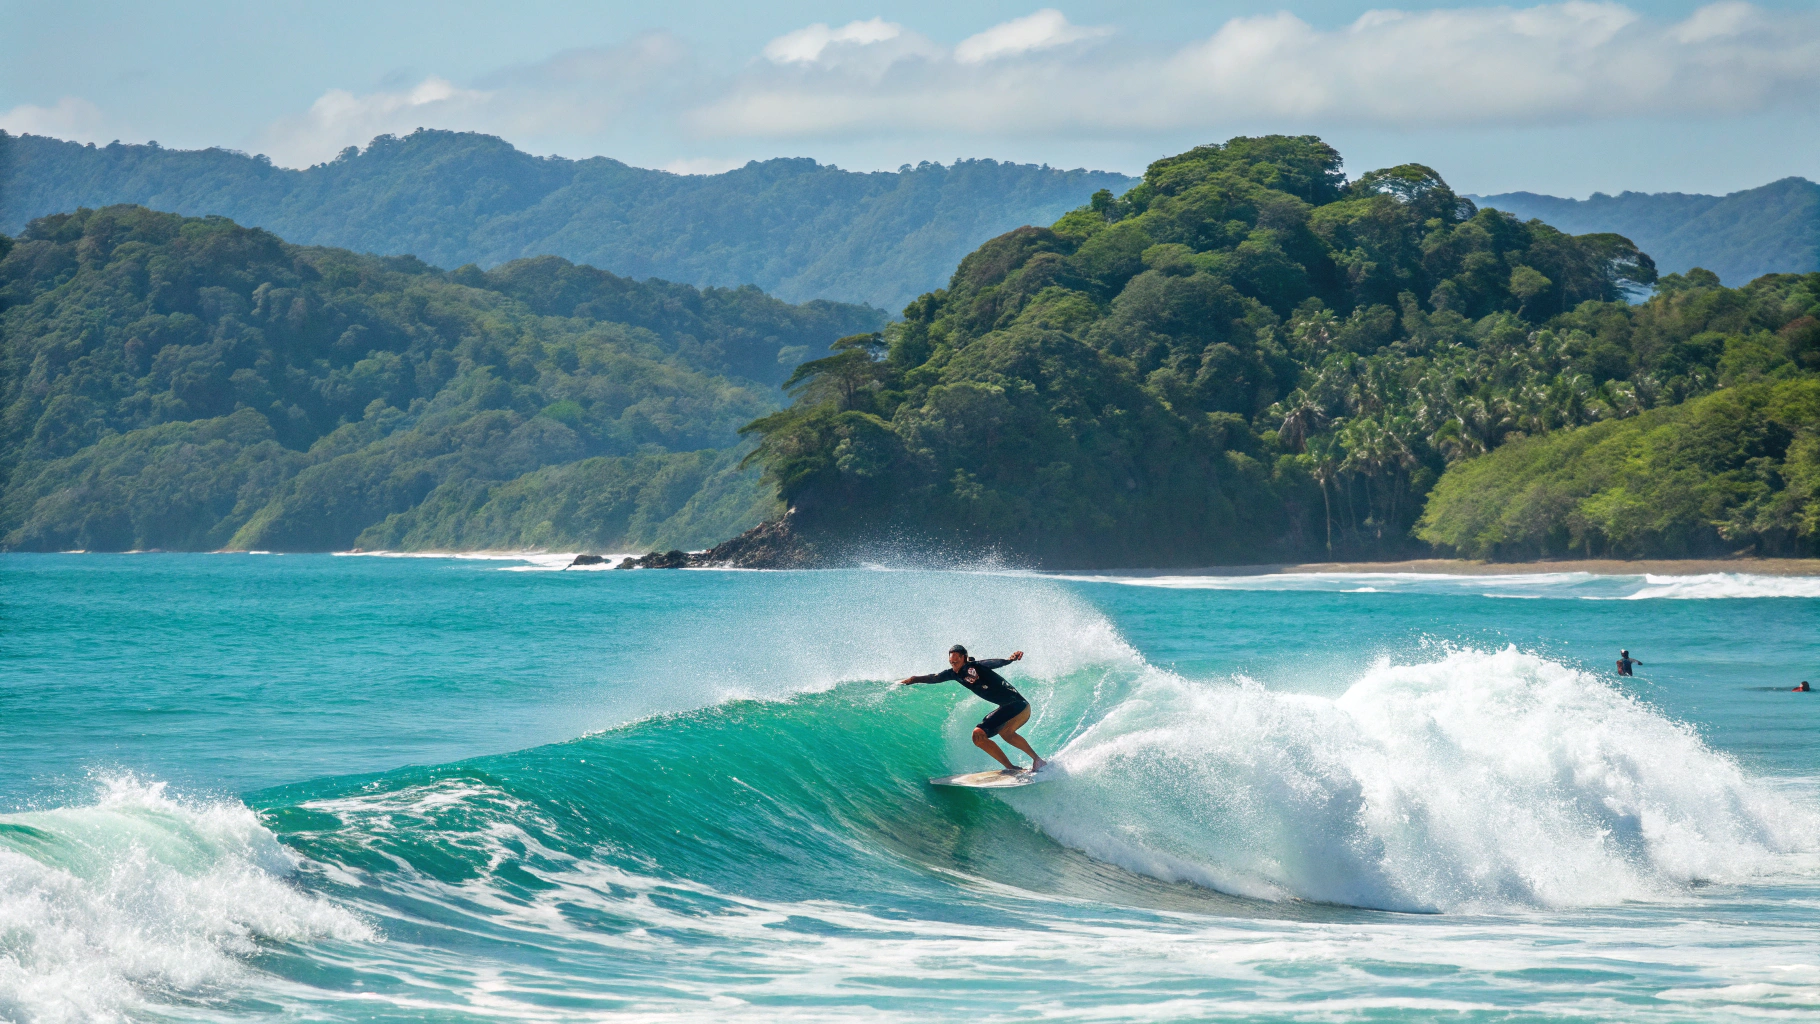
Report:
0,776,372,1022
1011,646,1820,911
623,566,1133,706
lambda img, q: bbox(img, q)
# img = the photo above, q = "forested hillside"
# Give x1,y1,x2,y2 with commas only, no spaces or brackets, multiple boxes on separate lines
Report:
13,143,1817,565
0,130,1135,310
746,136,1820,566
1420,372,1820,561
1476,178,1820,286
0,205,884,552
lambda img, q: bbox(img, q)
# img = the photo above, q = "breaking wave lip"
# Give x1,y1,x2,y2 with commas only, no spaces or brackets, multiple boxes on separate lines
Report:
0,775,373,1023
1620,573,1820,600
1042,570,1820,600
1000,644,1820,913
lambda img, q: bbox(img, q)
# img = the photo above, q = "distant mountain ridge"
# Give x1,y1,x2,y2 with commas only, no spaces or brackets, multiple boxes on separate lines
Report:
1474,177,1820,286
0,130,1136,311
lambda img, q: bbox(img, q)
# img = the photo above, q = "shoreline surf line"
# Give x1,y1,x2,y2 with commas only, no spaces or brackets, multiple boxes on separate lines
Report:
1055,558,1820,578
14,551,1820,579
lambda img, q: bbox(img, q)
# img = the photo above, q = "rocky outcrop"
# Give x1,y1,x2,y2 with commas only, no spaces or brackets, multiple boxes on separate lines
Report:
613,510,824,570
565,554,608,568
615,549,692,569
694,512,823,568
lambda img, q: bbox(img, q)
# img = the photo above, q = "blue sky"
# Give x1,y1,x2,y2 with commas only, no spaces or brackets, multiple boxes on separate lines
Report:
4,1,1818,196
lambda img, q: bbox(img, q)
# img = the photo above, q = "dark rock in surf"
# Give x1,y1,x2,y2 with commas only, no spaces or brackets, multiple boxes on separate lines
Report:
689,510,822,569
565,554,607,569
616,549,691,569
609,511,823,570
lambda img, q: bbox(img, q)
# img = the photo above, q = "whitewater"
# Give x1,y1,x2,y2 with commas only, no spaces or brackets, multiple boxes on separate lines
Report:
3,555,1818,1022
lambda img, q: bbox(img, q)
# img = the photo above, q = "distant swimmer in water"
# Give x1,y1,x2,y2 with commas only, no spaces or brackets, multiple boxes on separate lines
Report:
1616,650,1643,676
900,645,1046,773
1797,681,1812,692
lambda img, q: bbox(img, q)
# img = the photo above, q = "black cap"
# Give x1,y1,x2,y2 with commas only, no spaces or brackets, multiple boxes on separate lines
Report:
948,644,967,656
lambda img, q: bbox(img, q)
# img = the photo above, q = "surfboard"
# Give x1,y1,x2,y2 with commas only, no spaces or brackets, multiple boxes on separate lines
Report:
929,768,1048,789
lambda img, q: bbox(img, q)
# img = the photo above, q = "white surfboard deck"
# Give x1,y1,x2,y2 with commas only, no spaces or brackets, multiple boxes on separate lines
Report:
930,768,1049,789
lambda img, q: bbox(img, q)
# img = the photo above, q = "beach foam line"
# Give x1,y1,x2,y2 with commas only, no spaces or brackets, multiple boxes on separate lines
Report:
1622,573,1820,600
332,550,646,570
1043,570,1820,599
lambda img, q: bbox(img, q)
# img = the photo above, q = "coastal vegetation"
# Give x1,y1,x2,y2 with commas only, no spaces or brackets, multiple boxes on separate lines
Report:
0,129,1134,310
746,136,1820,565
1418,377,1820,559
7,138,1819,564
0,205,883,552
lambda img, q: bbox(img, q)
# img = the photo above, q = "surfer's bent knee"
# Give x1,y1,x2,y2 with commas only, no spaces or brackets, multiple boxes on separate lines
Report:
977,700,1030,739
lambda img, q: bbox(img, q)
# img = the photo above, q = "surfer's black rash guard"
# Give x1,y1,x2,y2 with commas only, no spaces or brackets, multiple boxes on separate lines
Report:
907,658,1025,707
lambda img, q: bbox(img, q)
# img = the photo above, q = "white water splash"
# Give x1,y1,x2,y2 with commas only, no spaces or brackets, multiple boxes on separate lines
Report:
0,776,373,1023
1014,646,1820,912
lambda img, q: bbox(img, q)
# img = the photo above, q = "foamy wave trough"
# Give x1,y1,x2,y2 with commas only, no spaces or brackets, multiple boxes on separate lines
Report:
0,776,372,1022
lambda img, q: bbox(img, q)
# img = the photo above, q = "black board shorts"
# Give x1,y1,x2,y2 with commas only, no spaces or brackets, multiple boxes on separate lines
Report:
978,699,1029,737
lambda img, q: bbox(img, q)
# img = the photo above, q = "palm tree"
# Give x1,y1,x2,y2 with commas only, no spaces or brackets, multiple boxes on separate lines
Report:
1278,392,1328,453
1308,437,1340,554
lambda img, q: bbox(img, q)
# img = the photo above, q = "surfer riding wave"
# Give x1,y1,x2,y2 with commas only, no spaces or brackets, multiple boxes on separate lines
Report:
900,645,1046,772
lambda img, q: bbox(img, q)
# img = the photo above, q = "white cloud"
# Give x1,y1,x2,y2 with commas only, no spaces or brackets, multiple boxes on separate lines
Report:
691,2,1820,141
252,4,1820,168
1673,0,1759,43
954,9,1109,64
259,34,686,166
764,18,903,64
660,156,750,175
0,96,106,141
262,76,491,165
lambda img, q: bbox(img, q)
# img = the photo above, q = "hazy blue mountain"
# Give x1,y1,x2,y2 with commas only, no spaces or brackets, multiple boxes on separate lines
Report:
1475,177,1820,286
0,130,1136,311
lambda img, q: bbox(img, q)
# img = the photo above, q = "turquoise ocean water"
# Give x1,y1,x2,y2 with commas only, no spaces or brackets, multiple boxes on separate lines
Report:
3,553,1818,1021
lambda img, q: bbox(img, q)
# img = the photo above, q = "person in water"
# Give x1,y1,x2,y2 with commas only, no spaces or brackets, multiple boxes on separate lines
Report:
1797,681,1811,692
900,645,1047,772
1616,650,1643,676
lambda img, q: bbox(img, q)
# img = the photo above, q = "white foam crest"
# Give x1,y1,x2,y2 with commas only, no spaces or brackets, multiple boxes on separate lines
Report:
1044,570,1600,593
1012,647,1820,912
334,548,613,563
1624,573,1820,600
1046,569,1820,600
1658,977,1820,1008
334,549,649,571
0,775,373,1022
500,551,646,571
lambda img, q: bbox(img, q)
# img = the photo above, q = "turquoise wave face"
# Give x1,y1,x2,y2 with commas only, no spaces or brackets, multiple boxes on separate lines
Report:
3,555,1819,1021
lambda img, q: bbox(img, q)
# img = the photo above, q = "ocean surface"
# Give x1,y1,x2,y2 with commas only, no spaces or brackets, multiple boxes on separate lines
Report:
4,553,1819,1022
